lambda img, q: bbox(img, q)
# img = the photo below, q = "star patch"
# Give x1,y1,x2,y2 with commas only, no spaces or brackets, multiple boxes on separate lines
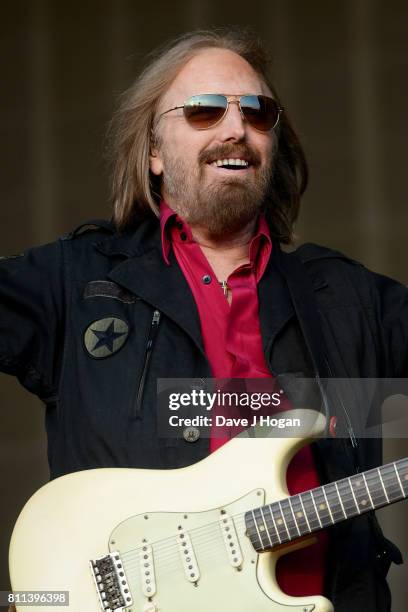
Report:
84,317,129,358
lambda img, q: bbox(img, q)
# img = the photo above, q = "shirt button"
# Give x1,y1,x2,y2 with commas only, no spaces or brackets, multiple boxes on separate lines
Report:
180,232,187,241
202,274,212,285
176,221,183,229
183,426,200,442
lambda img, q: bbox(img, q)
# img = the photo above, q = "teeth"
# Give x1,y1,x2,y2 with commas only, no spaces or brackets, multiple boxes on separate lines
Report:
212,159,249,168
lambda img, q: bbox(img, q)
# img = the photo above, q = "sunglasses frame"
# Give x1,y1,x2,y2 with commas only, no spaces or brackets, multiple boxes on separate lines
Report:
157,94,283,132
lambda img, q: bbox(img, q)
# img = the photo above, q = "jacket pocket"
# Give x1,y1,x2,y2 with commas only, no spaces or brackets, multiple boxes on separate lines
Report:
133,309,161,418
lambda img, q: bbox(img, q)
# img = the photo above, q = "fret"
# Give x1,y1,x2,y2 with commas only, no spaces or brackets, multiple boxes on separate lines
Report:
290,494,311,534
381,464,405,501
348,477,361,514
323,482,345,521
278,500,291,539
336,478,359,516
287,497,302,537
269,502,290,543
266,504,281,544
259,505,280,546
280,498,301,539
311,488,333,527
322,486,334,523
259,507,274,548
244,511,263,552
334,481,347,518
364,468,387,507
378,468,389,502
349,473,373,511
362,473,374,508
395,459,408,496
393,462,404,497
301,490,322,530
252,508,270,550
246,459,408,557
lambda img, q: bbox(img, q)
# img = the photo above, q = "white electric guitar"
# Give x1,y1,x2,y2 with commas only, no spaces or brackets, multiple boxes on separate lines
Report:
9,410,408,612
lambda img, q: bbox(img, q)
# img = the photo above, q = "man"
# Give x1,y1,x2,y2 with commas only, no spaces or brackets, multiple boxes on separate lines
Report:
3,28,407,611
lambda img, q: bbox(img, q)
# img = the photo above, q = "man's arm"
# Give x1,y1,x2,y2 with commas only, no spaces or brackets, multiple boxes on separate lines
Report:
0,240,64,398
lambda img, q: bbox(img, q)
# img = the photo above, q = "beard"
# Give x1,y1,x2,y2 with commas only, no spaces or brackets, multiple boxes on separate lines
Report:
159,145,273,238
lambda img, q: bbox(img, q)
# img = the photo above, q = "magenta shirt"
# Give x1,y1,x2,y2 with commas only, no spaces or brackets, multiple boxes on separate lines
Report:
159,200,327,597
160,200,272,379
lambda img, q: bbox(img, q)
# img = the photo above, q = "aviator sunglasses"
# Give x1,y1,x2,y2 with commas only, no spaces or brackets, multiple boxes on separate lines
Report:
157,94,283,132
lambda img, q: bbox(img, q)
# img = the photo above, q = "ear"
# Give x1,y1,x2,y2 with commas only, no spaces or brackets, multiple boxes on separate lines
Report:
149,131,164,176
149,147,164,176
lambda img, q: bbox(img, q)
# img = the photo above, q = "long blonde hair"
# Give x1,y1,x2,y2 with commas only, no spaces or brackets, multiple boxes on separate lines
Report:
108,28,308,243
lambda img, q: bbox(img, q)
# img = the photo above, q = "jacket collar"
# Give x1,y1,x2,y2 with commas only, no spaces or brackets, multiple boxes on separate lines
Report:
94,219,205,353
93,219,305,357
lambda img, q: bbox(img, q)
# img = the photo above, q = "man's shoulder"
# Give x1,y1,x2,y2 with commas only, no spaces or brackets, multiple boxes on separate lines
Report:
0,217,160,281
288,242,372,300
290,242,408,305
60,216,159,257
1,219,115,260
60,218,116,244
291,242,361,266
290,242,366,282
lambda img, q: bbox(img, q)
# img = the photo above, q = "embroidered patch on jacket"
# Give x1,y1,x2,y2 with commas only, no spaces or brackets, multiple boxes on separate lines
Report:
83,280,139,303
84,317,129,359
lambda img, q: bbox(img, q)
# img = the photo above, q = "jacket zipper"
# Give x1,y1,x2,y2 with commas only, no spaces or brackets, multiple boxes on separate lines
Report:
134,309,161,416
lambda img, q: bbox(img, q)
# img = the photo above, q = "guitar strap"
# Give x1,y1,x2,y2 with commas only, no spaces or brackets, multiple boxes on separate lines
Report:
272,245,361,470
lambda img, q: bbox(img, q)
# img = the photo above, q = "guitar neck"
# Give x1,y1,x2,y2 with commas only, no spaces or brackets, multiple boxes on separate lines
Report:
245,457,408,552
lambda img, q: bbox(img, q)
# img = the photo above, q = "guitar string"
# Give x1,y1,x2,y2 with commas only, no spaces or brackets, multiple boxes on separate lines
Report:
122,516,247,572
122,500,407,583
126,545,228,583
122,495,366,574
118,471,406,568
121,515,247,571
120,475,405,567
125,532,242,580
119,463,405,561
126,536,227,572
120,476,408,589
122,487,405,585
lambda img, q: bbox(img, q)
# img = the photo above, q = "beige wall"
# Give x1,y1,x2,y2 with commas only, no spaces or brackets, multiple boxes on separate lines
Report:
1,0,407,607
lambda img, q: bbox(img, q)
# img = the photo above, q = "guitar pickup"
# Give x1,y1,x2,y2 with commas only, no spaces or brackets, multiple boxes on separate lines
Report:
219,511,243,568
90,551,133,611
139,543,157,597
177,528,200,583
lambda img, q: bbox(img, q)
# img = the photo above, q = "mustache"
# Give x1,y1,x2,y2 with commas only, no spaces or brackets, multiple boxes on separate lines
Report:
199,144,261,166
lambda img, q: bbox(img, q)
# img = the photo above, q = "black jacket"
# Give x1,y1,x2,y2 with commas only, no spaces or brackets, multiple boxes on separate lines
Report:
1,217,407,610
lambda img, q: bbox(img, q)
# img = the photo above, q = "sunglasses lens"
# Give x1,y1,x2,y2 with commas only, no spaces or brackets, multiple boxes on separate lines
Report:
184,95,227,129
241,95,280,131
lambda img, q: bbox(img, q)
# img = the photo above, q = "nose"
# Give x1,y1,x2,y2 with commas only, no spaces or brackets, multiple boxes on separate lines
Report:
217,100,246,141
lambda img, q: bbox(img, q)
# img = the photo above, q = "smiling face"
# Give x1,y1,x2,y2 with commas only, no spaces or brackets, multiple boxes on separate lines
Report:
150,48,276,237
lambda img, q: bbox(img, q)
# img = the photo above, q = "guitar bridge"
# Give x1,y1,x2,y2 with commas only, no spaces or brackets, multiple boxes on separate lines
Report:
90,551,133,611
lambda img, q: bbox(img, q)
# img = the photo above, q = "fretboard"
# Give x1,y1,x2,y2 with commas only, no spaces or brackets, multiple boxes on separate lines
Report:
245,458,408,552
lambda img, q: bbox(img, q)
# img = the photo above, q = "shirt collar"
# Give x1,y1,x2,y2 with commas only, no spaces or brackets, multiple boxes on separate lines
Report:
159,200,272,265
160,200,195,265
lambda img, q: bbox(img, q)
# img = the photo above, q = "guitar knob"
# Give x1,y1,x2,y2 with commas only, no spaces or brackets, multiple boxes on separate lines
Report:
143,603,157,612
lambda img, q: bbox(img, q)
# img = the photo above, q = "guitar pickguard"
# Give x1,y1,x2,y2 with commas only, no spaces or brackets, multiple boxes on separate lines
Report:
106,489,316,612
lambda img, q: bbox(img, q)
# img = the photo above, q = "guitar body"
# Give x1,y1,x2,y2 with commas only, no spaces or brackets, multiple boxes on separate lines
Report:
9,410,333,612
